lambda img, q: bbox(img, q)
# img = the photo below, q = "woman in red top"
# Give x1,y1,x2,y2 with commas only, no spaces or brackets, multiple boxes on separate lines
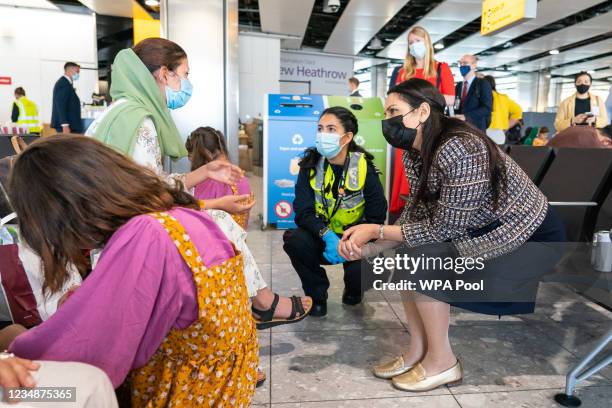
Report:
388,26,455,218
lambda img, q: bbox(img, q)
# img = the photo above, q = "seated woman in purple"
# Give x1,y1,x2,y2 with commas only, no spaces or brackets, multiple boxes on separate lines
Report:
186,126,252,229
6,136,258,406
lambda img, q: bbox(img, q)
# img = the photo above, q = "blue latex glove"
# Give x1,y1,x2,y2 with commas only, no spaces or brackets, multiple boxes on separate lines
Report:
322,230,346,264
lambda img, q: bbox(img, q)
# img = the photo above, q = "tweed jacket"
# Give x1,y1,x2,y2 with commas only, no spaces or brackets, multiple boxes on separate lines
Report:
398,128,548,260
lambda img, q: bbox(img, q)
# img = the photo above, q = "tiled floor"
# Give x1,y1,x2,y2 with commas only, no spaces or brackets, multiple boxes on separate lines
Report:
245,174,612,408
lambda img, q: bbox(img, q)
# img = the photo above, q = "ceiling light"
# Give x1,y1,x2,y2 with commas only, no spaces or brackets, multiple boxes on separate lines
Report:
549,49,559,55
145,0,160,6
434,43,444,50
587,70,595,74
367,37,384,51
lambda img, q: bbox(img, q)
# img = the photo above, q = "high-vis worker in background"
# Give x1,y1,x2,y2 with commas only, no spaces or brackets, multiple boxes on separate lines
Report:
283,106,387,317
11,87,41,134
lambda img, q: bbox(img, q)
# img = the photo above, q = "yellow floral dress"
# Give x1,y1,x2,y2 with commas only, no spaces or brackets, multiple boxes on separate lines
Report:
131,211,258,407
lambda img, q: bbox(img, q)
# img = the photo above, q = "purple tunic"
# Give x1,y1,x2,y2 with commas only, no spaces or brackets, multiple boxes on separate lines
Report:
10,207,235,388
194,176,251,202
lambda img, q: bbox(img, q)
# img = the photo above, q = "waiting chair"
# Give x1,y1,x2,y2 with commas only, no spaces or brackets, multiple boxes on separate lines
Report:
539,148,612,242
507,145,554,185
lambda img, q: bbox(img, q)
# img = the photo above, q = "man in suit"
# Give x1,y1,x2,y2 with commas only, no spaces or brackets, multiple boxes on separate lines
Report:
348,77,361,97
454,54,492,131
51,62,83,134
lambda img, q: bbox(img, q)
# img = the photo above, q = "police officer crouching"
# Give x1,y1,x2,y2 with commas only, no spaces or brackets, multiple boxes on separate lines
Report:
283,107,387,317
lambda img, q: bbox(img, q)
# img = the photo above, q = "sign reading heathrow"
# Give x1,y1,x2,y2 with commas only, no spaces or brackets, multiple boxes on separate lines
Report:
481,0,537,36
280,51,354,95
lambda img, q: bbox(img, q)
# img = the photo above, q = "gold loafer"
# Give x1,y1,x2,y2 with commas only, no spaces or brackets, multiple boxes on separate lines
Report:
392,360,463,392
372,356,414,379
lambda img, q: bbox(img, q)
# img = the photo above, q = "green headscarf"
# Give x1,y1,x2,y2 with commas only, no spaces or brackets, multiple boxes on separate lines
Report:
92,48,187,159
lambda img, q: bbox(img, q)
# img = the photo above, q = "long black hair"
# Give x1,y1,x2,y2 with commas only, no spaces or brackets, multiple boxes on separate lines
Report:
300,106,375,175
388,78,506,211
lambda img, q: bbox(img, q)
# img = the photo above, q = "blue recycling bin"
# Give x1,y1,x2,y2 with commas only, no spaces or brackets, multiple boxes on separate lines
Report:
263,94,325,229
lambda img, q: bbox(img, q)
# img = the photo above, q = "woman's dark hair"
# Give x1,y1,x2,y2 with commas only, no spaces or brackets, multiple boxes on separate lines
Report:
7,135,199,294
133,37,187,73
299,106,375,173
483,75,496,91
388,78,507,212
186,127,228,171
14,87,25,97
574,71,592,83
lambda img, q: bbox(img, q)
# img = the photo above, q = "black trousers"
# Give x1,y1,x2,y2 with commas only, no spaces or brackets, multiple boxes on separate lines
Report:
283,228,362,303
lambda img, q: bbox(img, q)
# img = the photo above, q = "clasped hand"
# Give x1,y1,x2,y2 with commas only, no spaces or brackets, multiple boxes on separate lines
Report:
337,224,380,261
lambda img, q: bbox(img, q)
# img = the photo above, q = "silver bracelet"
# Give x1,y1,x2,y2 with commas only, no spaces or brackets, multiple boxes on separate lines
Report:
0,351,15,360
378,224,385,240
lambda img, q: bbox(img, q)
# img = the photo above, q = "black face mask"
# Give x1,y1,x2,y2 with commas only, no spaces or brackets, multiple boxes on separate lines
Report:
576,84,590,95
381,111,420,150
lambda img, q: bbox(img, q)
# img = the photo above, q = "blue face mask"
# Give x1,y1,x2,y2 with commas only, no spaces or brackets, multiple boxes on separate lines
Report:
316,132,345,159
165,77,193,110
409,41,427,60
71,73,80,82
459,65,472,77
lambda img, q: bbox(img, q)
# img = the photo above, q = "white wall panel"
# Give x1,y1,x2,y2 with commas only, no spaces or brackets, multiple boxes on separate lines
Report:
0,6,97,124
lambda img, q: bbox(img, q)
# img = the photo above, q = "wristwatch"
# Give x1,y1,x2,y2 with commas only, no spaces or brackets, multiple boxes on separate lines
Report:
318,226,330,238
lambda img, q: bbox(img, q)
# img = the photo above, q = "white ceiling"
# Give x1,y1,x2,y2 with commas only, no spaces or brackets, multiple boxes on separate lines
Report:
508,38,612,73
0,0,57,10
477,10,612,69
259,0,315,49
591,68,612,80
377,0,482,60
551,56,612,77
78,0,133,17
324,0,410,55
435,0,603,65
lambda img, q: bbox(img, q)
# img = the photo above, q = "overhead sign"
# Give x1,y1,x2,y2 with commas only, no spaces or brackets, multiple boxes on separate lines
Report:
481,0,537,36
0,77,12,86
280,51,354,95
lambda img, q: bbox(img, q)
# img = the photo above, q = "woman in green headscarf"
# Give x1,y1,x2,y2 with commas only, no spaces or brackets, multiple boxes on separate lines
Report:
87,37,248,213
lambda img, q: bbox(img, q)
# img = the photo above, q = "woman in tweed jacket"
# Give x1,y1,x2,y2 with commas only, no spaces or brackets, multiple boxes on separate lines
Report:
339,78,566,392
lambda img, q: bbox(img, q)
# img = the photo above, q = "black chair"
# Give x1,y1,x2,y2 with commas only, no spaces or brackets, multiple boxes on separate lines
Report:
507,145,554,185
0,135,39,160
539,148,612,242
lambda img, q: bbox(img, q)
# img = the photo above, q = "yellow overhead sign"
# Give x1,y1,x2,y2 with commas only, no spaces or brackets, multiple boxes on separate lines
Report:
481,0,537,36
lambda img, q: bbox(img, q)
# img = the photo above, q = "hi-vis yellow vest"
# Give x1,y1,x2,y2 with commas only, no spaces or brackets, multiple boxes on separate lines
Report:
14,97,41,133
309,152,367,233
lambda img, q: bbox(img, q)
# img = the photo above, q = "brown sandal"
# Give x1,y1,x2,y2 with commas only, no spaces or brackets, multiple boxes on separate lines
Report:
252,293,312,330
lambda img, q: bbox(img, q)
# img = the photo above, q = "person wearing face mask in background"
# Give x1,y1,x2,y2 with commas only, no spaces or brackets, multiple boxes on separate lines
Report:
388,26,455,223
454,54,493,132
554,71,608,132
51,62,83,134
283,107,387,317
